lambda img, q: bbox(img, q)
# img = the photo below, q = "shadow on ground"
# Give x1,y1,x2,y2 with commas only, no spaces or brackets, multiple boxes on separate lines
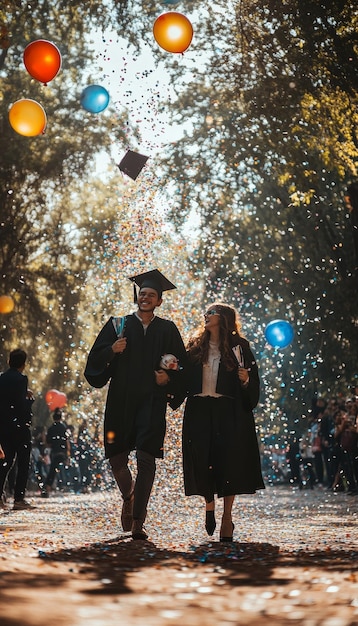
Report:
1,536,357,601
1,539,358,626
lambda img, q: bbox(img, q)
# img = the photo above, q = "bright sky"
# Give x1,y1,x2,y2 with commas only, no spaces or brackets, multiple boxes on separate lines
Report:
91,30,189,169
88,24,201,236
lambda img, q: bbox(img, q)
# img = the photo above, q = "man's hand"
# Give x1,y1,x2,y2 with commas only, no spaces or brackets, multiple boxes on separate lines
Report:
155,369,170,386
112,337,127,353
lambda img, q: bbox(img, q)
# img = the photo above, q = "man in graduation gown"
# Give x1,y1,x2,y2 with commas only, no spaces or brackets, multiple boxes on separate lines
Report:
85,270,186,540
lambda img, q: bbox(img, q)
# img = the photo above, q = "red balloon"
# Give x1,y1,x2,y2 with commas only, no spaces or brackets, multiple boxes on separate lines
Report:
45,389,67,411
23,39,61,84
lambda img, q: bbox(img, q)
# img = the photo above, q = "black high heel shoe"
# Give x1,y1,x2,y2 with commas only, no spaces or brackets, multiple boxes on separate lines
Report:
220,521,234,542
205,510,216,536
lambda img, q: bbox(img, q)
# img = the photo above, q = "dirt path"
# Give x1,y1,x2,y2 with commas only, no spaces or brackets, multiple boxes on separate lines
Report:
1,486,357,625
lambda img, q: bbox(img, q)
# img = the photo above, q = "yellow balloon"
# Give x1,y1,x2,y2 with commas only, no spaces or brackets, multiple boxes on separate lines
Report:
9,99,47,137
0,295,15,314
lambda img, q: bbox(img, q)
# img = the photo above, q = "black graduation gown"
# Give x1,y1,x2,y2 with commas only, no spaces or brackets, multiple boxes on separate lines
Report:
0,367,32,441
182,337,265,497
85,313,187,459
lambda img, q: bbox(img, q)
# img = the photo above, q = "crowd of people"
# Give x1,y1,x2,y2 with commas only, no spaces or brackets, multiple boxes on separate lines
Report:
0,347,112,510
30,411,102,497
285,390,358,494
2,407,108,507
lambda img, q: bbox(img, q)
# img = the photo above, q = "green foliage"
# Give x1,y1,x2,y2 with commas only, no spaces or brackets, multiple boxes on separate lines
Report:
0,0,131,384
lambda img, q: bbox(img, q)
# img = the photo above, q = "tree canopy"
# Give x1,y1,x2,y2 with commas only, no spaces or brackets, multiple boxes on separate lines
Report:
0,0,131,384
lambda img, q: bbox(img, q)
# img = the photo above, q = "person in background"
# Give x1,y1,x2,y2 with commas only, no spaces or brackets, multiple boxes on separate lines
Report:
182,303,264,542
286,434,303,489
31,425,50,496
76,420,93,493
0,348,35,510
344,182,358,285
300,420,316,489
66,424,81,493
44,408,70,496
85,269,187,540
335,406,358,494
330,408,352,492
320,401,336,487
310,414,324,485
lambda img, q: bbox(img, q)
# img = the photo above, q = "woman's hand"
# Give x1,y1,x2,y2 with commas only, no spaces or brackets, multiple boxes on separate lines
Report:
112,337,127,353
238,367,250,386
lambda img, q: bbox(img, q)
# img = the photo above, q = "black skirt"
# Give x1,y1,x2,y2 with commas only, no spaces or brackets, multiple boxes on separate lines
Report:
182,395,265,498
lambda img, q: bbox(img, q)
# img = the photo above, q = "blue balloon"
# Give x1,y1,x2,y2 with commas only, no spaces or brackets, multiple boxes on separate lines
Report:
265,319,294,348
80,85,110,113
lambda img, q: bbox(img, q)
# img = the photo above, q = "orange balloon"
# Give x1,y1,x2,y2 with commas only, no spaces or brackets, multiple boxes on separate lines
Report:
45,389,67,410
0,295,14,314
9,99,47,137
153,12,193,53
23,39,61,84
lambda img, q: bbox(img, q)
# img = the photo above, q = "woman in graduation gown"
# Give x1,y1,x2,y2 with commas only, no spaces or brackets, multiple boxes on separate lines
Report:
182,303,265,541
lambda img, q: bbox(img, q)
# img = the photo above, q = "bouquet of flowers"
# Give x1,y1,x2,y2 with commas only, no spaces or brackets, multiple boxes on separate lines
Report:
159,354,180,371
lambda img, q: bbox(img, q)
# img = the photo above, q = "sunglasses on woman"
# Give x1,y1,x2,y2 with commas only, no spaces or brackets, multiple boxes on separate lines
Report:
204,309,220,317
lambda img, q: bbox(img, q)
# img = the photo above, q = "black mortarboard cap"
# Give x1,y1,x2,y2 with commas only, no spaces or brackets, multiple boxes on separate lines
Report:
118,149,149,180
129,269,176,302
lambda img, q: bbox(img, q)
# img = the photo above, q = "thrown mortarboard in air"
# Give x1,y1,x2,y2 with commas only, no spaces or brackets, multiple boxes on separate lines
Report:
129,269,177,302
118,149,149,180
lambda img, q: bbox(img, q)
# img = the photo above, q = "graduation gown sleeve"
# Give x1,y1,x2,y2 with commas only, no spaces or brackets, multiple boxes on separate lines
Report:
84,318,119,388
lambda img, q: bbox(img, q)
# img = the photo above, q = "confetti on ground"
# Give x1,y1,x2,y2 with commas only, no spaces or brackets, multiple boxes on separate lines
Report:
0,485,357,625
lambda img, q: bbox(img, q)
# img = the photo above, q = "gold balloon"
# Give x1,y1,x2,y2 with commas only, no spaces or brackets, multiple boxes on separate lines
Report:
0,295,15,314
9,99,47,137
153,12,193,53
